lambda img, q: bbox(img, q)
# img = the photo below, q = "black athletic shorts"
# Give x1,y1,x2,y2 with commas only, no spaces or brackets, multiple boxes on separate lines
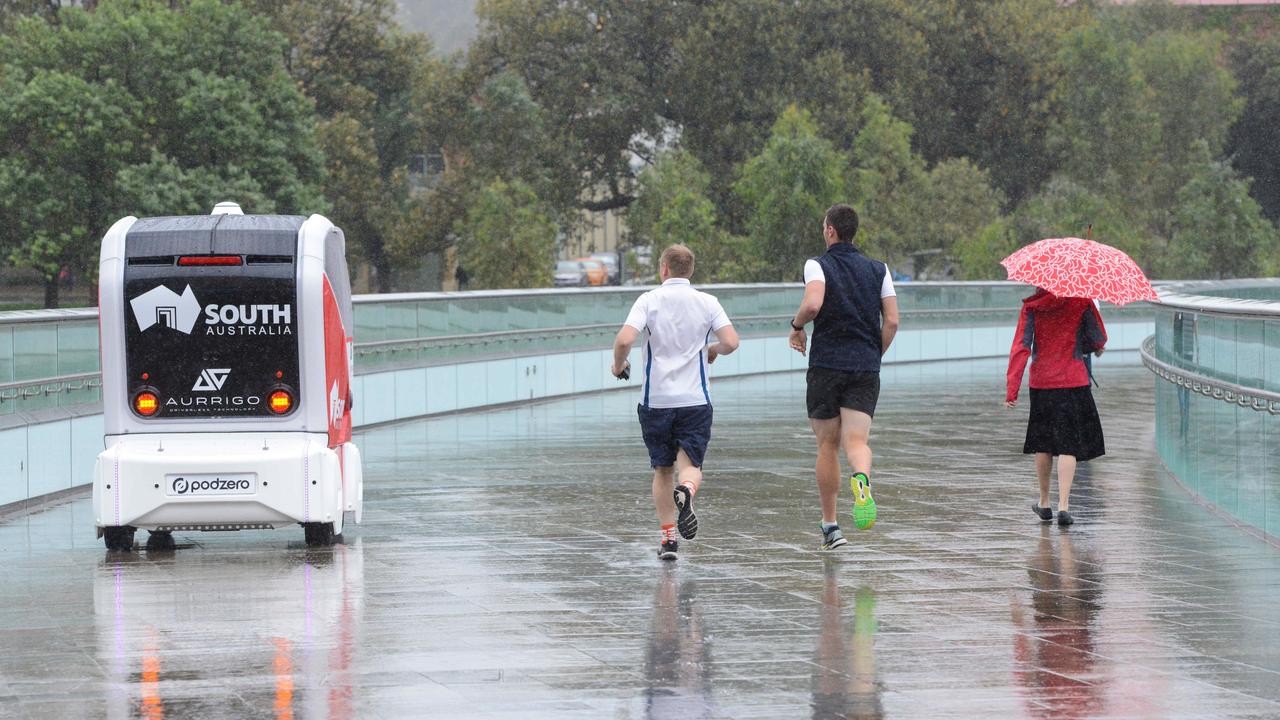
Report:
806,367,880,419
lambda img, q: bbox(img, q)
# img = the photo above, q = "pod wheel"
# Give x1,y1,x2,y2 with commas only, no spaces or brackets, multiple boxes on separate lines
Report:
145,530,176,552
303,522,335,547
103,526,137,552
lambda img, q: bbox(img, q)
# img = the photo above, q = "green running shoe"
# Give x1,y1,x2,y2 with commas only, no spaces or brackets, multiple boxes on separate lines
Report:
852,473,877,530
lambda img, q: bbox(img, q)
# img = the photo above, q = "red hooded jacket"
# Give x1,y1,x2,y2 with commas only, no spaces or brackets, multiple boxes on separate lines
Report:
1006,290,1107,403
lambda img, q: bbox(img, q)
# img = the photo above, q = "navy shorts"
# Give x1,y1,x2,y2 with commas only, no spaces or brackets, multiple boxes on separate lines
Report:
637,403,713,468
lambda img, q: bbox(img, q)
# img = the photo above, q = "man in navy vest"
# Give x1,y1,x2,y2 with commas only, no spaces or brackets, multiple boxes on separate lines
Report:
789,204,900,550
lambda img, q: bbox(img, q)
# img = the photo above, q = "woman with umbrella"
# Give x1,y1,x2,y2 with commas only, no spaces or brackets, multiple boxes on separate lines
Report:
1001,237,1157,526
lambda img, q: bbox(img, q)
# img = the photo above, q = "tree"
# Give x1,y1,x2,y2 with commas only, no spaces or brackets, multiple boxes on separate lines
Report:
0,0,325,307
455,178,556,289
1136,30,1240,173
954,217,1018,281
900,0,1086,204
1049,19,1161,202
1011,175,1152,270
244,0,441,292
734,106,848,281
468,0,691,215
628,149,754,282
1135,29,1242,220
1227,32,1280,222
0,70,131,307
1162,148,1279,280
916,158,1007,279
848,95,927,266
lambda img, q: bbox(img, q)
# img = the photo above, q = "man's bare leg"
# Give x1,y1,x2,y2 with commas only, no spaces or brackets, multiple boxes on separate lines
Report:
811,417,842,524
672,448,702,538
1035,453,1052,508
674,448,702,495
653,466,676,526
839,408,873,477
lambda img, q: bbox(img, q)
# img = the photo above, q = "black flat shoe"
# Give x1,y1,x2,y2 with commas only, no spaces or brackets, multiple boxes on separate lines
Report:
1057,510,1074,526
1032,504,1053,521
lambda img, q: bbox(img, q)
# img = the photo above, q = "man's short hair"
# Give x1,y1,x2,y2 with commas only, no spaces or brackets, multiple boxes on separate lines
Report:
824,204,860,243
660,244,695,278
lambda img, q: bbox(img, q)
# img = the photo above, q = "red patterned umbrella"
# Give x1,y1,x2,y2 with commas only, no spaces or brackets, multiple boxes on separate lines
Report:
1000,237,1157,306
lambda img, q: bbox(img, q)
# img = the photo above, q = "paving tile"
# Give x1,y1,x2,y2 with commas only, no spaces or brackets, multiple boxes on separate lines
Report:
1,361,1279,718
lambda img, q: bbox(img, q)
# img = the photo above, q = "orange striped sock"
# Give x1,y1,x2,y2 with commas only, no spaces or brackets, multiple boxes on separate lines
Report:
660,523,677,542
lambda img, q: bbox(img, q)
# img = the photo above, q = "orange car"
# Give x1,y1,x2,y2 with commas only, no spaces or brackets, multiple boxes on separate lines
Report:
574,258,608,286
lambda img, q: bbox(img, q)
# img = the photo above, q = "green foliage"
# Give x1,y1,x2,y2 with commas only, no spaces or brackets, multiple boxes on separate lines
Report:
1136,30,1240,170
3,0,1279,298
626,149,761,283
905,0,1085,204
455,178,556,289
0,0,325,306
1050,19,1161,199
734,107,848,281
1136,29,1242,222
1012,175,1152,269
1163,149,1279,280
954,218,1019,281
849,95,926,265
1227,31,1280,222
917,158,1007,279
246,0,439,291
469,0,688,215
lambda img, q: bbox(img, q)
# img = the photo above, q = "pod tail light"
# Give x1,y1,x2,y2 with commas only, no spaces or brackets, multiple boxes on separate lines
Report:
133,391,160,417
268,390,293,414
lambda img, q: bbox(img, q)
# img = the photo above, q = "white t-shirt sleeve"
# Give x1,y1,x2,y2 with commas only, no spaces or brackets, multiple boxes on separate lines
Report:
707,297,731,331
803,259,824,284
881,267,896,298
623,294,648,331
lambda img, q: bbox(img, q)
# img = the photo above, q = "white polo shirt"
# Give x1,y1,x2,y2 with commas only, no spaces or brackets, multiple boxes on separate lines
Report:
624,278,732,408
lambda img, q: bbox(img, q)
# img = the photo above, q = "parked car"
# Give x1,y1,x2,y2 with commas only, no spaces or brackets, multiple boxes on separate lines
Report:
590,252,620,285
554,260,588,287
574,258,608,286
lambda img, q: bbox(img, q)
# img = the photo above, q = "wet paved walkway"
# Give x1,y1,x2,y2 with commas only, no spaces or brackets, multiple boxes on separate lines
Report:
2,358,1280,719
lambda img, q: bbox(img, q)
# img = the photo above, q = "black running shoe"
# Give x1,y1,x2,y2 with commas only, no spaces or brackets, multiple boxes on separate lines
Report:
1032,504,1053,521
821,524,848,550
658,538,678,560
674,485,698,539
1057,510,1074,526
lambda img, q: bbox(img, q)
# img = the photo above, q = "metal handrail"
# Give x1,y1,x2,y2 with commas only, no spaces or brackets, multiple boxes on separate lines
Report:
0,303,1152,390
0,372,103,404
0,307,98,326
1154,290,1280,319
348,280,1035,306
1140,336,1280,414
352,305,1123,354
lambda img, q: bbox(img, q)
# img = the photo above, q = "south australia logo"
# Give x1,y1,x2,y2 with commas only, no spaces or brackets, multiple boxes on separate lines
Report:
130,285,200,334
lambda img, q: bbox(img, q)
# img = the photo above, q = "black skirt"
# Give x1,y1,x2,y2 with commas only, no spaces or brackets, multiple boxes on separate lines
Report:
1023,386,1105,462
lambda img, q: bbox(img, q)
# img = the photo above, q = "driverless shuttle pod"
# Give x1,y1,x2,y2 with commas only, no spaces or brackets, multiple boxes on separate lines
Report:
93,203,363,550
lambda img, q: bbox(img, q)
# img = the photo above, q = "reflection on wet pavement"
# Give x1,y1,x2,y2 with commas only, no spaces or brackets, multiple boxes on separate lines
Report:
92,544,363,719
811,561,881,720
643,566,714,718
1012,527,1104,719
1,359,1279,719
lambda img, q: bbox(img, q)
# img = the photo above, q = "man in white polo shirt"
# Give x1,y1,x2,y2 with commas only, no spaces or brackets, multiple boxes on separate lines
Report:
611,244,739,561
